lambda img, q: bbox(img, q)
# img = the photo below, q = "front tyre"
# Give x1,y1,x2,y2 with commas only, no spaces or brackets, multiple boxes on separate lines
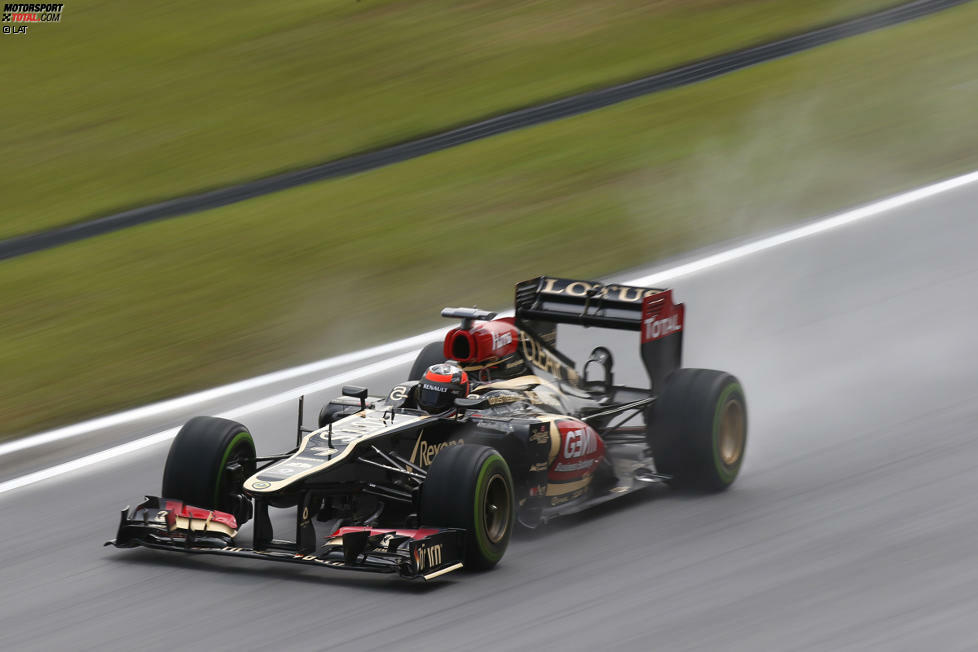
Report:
650,369,747,492
421,444,515,570
161,416,256,524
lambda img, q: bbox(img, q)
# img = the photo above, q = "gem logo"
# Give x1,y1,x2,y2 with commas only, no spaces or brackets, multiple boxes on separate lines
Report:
563,427,599,459
550,420,605,483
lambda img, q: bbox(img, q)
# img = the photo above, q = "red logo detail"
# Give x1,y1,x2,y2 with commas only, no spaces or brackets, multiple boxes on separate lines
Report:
641,290,684,343
549,420,605,483
444,319,519,362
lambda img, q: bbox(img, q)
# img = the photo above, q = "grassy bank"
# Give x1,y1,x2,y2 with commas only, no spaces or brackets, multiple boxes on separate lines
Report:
0,0,898,239
2,2,977,438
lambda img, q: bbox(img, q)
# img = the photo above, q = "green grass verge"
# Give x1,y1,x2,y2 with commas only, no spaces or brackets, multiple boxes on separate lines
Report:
0,0,899,240
2,2,977,439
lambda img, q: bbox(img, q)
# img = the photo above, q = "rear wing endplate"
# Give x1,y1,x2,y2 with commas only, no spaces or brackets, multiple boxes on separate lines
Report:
641,289,684,393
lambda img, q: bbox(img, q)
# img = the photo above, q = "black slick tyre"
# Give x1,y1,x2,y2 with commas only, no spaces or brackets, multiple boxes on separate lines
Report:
421,444,515,570
161,416,256,523
650,369,747,492
408,341,447,380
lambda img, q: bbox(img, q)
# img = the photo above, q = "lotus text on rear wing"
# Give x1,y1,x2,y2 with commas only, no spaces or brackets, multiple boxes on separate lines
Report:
537,278,662,302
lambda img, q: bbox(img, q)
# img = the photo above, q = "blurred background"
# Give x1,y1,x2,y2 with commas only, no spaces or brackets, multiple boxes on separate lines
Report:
1,0,976,439
4,2,978,650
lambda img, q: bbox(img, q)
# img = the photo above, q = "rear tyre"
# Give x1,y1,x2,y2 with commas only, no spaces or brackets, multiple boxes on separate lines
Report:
421,444,515,570
408,341,447,380
650,369,747,492
162,416,256,523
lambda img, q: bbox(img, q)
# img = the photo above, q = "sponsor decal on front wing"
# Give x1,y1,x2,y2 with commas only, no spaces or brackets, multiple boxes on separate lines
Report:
413,543,443,572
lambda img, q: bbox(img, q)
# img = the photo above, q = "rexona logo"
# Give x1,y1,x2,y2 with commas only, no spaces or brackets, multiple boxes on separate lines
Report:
410,436,463,467
643,314,681,341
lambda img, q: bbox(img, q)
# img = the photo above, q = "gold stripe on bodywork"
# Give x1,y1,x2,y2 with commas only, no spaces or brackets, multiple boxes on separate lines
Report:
408,428,425,466
548,419,562,463
474,375,551,391
545,476,593,496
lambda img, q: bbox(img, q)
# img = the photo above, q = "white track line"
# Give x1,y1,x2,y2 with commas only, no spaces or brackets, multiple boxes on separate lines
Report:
628,170,978,287
0,327,450,458
0,352,418,495
2,168,977,496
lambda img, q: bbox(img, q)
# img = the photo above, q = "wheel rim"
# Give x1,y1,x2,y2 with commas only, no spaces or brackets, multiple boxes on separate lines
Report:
483,473,511,544
718,398,746,467
215,436,254,508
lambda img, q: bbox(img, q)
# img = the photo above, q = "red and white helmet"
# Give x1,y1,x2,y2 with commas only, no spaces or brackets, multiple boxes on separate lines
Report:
417,363,470,413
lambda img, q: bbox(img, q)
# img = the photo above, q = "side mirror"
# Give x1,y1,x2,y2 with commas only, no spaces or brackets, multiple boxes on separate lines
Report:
342,385,369,410
454,396,488,411
583,346,614,392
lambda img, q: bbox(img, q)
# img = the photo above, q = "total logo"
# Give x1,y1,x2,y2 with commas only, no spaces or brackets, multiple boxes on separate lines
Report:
643,314,681,341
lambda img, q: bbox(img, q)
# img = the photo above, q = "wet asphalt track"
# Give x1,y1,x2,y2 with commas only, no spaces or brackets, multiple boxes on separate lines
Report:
2,183,978,650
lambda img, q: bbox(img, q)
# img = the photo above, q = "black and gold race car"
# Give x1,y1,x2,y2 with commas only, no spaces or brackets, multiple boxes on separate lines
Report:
108,276,747,581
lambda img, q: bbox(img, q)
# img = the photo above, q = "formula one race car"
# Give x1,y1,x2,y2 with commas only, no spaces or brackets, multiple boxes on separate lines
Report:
108,276,747,581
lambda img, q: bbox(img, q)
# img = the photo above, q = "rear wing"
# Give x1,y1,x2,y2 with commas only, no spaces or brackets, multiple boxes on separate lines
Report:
515,276,665,330
514,276,684,392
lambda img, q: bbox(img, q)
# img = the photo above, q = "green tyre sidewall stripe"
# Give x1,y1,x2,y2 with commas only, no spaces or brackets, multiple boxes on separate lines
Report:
472,453,509,563
711,382,744,484
213,431,254,507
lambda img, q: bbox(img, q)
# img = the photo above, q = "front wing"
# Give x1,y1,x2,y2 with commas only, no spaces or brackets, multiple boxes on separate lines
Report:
106,497,465,581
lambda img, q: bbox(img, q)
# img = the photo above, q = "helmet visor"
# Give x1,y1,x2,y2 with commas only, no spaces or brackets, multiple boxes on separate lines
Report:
418,383,454,412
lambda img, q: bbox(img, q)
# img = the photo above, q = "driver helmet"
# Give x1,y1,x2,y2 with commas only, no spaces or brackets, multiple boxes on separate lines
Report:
417,363,470,413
